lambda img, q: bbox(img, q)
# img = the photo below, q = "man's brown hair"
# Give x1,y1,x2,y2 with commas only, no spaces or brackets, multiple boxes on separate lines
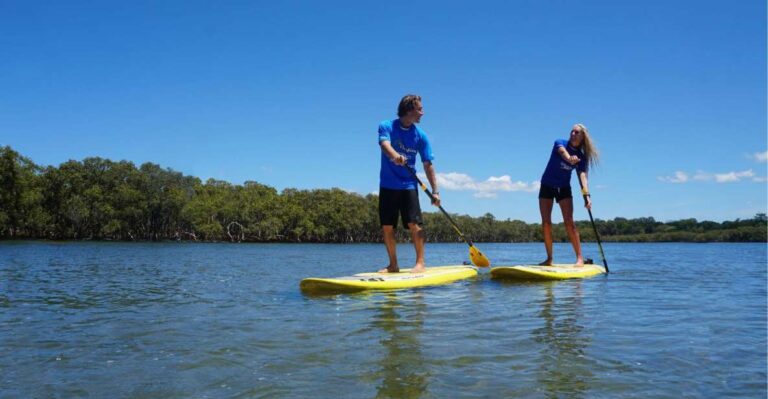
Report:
397,94,422,118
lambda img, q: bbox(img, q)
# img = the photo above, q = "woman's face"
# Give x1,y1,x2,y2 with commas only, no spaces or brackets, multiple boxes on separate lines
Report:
569,125,584,146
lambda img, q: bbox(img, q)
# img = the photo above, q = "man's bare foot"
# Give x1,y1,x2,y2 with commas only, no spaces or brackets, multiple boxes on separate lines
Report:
538,259,553,266
574,258,584,267
378,265,400,273
410,264,426,274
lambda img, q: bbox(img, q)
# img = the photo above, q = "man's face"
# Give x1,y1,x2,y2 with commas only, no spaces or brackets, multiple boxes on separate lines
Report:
409,102,424,123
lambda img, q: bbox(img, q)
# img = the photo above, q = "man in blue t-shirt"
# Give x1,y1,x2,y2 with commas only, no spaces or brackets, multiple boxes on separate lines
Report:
377,94,439,274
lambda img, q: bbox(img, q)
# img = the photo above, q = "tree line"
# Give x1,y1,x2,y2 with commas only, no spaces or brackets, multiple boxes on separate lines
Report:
0,146,765,243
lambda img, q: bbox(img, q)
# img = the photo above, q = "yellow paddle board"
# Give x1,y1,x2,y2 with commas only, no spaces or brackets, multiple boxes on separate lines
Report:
300,265,478,294
490,264,606,281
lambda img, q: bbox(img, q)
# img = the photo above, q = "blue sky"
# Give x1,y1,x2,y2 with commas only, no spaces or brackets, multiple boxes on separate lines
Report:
1,0,766,223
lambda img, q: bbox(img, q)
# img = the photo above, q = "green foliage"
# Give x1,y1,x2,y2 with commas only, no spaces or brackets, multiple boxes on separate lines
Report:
0,146,766,243
0,146,48,237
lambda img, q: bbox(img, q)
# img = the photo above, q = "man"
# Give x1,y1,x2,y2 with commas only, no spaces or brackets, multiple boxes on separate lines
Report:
377,94,440,273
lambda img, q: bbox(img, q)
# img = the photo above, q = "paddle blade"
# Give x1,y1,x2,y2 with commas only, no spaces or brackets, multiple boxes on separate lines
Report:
469,245,491,267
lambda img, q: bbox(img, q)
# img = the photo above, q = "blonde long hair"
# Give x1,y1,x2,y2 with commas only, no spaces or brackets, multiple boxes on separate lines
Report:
574,123,599,170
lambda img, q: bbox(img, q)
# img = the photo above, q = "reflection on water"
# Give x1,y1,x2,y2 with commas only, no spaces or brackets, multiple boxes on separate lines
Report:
370,292,429,399
531,281,593,399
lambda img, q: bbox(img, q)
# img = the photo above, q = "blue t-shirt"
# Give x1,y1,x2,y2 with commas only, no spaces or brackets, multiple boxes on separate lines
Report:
540,139,587,188
378,119,435,190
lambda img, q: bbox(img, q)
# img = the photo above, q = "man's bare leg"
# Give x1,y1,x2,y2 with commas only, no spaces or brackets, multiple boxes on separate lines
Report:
408,223,426,273
378,225,400,273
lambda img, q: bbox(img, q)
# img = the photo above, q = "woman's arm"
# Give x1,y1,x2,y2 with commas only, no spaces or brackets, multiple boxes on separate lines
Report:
557,145,580,165
578,171,592,209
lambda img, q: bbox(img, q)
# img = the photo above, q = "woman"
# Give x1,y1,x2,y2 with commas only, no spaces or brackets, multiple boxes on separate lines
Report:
538,124,599,266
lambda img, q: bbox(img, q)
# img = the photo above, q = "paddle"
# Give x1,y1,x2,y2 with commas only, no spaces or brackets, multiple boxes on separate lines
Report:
403,164,491,267
576,174,609,273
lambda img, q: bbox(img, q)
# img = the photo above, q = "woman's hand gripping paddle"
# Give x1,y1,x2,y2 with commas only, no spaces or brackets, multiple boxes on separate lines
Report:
404,165,491,267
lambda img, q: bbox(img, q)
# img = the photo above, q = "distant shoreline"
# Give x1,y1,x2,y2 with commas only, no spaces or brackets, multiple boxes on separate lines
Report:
2,145,766,244
1,236,765,244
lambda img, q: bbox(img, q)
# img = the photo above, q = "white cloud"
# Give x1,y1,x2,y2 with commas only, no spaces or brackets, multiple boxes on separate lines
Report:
658,171,689,183
435,172,476,190
426,172,540,199
714,169,754,183
751,151,768,163
662,169,760,183
752,176,768,183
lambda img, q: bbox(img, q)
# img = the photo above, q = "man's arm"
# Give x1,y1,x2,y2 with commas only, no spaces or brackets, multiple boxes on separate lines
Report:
423,161,440,206
380,141,406,165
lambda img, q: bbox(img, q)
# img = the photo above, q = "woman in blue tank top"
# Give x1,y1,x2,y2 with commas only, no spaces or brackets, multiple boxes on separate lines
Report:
538,124,600,266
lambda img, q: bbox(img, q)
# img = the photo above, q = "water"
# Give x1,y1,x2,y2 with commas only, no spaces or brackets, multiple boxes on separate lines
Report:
1,241,765,398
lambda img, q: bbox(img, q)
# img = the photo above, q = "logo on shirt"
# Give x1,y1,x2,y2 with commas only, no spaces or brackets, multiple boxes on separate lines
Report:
394,140,417,157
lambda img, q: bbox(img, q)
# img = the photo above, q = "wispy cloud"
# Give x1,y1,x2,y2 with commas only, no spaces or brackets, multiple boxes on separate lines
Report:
693,170,710,181
474,191,499,199
661,169,764,183
714,170,755,183
425,172,540,199
696,170,755,183
658,171,689,183
750,151,768,163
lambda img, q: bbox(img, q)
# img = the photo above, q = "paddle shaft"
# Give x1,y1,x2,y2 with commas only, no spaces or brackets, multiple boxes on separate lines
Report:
576,173,609,272
403,165,477,248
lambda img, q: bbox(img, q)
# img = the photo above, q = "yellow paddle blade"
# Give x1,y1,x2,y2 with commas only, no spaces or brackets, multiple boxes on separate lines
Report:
469,245,491,267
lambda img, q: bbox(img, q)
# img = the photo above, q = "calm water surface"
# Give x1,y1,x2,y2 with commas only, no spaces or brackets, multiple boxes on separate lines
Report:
1,241,766,398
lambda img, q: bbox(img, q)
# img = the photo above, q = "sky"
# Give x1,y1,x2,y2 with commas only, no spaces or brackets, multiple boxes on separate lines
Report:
1,0,766,223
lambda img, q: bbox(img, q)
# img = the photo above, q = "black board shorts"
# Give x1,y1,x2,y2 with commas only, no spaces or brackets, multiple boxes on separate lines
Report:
538,184,573,203
379,188,423,229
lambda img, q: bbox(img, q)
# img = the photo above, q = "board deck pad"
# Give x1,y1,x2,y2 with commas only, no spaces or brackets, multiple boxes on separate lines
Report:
300,265,478,294
490,264,606,281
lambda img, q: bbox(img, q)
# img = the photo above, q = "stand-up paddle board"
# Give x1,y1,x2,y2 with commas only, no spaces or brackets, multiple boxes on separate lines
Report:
300,265,478,294
490,264,606,281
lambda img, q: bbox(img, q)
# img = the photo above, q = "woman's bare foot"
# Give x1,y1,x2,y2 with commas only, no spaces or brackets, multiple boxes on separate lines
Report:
378,265,400,273
538,259,553,266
